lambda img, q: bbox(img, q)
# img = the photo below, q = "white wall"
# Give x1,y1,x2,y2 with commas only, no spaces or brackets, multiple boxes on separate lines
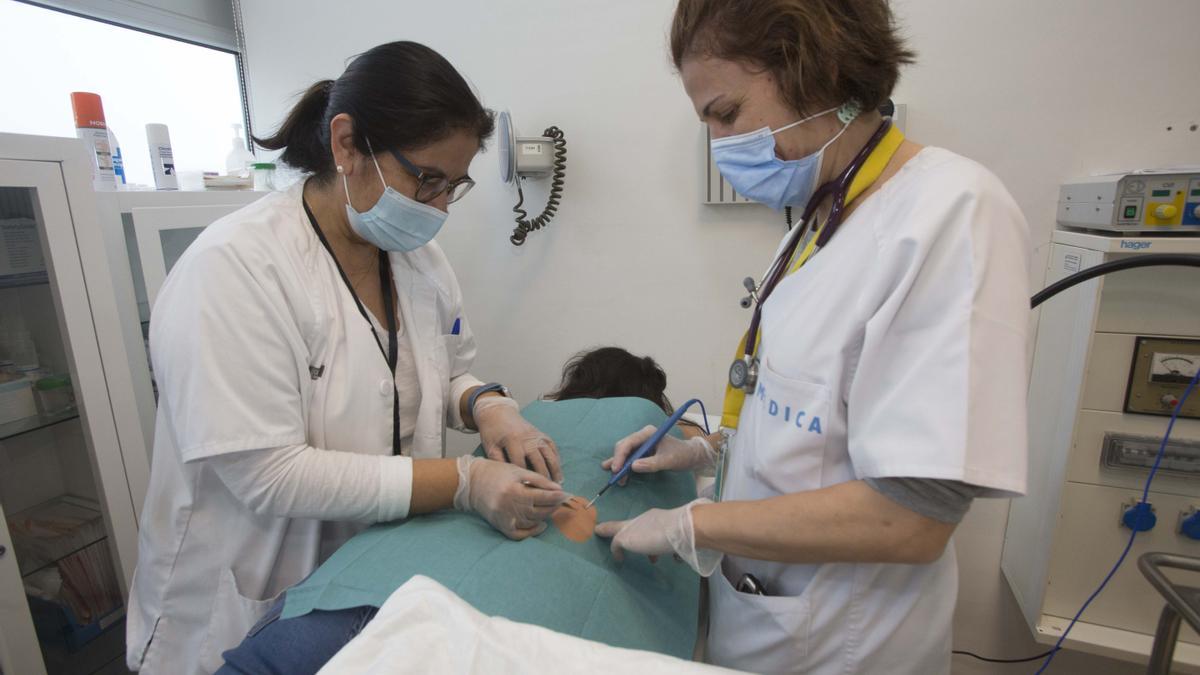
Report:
239,1,1200,673
241,0,787,428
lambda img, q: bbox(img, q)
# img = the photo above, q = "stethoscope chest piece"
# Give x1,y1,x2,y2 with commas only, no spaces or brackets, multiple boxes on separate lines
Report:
729,356,758,393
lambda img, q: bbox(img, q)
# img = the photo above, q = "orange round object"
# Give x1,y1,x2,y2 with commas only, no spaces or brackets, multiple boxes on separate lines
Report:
552,496,598,542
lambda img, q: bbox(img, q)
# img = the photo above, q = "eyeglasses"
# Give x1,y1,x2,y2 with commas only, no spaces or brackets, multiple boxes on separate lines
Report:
391,151,475,204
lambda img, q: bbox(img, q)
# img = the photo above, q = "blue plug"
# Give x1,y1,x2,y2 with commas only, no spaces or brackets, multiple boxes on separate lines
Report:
1180,510,1200,540
1122,501,1157,532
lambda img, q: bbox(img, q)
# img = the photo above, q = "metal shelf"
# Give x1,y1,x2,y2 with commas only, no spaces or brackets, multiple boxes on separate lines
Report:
0,407,79,442
0,271,49,289
19,533,108,580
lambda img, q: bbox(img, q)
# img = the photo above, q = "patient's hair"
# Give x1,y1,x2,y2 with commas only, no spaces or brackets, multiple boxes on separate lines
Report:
546,347,675,415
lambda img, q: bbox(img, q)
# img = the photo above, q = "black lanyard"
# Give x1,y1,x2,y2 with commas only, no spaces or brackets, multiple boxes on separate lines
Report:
303,197,402,456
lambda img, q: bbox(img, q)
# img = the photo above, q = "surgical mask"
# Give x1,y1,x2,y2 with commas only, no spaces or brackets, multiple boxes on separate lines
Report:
342,147,447,252
710,103,858,211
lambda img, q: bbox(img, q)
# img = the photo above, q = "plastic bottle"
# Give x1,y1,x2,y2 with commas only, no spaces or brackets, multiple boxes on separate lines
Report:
225,124,255,177
69,92,116,190
145,123,179,190
109,129,126,187
251,162,277,191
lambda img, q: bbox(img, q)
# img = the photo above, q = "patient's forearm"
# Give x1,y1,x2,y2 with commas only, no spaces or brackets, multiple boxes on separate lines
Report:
692,480,955,565
410,459,458,514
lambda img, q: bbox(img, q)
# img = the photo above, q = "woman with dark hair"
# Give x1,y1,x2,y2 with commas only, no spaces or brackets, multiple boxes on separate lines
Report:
547,346,706,435
126,42,564,674
548,347,674,413
597,1,1030,672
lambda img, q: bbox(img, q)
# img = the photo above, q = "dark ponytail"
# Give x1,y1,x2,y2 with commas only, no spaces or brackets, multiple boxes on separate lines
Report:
254,80,334,174
253,41,495,179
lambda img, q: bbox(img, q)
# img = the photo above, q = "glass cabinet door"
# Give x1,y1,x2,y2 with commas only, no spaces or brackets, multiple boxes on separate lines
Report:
0,160,128,675
130,204,240,309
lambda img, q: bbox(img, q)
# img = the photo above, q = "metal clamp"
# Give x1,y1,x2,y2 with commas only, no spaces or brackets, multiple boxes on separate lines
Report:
1139,552,1200,675
739,277,760,309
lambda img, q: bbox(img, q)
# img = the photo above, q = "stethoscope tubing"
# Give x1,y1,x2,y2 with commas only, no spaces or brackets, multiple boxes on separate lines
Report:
740,119,895,360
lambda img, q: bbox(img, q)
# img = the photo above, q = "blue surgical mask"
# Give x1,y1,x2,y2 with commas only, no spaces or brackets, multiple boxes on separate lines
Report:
342,146,447,252
710,104,858,211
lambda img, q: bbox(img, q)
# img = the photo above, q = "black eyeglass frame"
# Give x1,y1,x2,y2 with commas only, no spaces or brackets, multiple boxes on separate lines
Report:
390,150,475,205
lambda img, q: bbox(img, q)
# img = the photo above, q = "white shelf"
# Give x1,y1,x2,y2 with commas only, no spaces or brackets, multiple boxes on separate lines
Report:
1036,614,1200,673
1053,228,1200,253
0,407,79,442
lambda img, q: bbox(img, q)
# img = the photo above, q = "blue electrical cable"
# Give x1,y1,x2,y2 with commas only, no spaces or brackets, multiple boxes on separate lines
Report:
586,398,711,508
1035,367,1200,674
690,399,712,436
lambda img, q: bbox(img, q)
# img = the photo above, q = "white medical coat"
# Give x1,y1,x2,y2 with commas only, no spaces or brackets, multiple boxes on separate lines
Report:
707,148,1030,674
125,184,483,673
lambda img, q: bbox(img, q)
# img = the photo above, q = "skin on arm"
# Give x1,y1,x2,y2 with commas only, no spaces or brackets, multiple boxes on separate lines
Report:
691,480,957,566
409,458,459,514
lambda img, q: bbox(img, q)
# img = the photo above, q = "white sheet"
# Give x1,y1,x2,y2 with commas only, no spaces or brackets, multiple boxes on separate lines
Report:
318,576,738,674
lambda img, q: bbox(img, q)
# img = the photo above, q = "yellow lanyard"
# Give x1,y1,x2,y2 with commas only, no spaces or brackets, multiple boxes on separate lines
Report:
720,124,904,430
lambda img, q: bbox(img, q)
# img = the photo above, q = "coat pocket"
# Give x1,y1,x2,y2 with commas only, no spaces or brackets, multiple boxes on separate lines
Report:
707,567,811,672
196,567,281,673
745,361,832,494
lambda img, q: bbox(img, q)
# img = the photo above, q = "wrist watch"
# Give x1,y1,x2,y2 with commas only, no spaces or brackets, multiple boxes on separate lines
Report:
467,383,511,427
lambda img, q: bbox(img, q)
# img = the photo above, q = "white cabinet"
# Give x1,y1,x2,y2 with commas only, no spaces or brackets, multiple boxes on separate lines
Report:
1002,230,1200,670
95,189,265,469
0,134,148,675
0,132,266,674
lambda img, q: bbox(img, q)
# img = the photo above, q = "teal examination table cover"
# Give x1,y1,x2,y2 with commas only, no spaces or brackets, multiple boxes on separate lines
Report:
281,397,701,659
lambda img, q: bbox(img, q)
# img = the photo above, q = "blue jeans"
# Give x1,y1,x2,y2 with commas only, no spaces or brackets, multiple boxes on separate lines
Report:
216,593,378,675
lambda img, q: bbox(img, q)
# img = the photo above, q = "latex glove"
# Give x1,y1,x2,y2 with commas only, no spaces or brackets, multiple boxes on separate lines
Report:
474,396,563,482
453,455,566,540
601,426,716,483
594,498,722,576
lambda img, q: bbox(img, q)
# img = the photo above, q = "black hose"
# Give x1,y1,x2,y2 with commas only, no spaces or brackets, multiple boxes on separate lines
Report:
1031,253,1200,308
510,126,566,246
952,648,1055,664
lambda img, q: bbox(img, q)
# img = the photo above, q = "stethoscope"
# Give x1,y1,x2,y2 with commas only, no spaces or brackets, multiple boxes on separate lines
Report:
728,118,894,394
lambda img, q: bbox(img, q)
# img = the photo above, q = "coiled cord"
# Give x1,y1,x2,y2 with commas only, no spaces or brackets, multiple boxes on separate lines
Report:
510,126,566,246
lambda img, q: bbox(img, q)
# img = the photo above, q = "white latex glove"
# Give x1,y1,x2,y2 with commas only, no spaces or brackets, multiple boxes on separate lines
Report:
601,426,716,483
593,498,722,576
474,396,563,481
453,455,566,540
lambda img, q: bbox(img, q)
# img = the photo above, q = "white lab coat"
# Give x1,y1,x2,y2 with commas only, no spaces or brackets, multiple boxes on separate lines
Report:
707,148,1030,673
125,184,483,673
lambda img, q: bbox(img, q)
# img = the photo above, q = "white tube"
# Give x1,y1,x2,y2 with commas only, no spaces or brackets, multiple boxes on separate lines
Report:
145,123,179,190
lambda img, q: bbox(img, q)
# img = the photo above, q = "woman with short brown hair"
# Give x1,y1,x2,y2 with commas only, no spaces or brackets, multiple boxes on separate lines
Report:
597,1,1030,672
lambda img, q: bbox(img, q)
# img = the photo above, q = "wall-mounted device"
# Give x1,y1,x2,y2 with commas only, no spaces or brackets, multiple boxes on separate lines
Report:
1125,337,1200,418
1057,170,1200,233
497,111,566,246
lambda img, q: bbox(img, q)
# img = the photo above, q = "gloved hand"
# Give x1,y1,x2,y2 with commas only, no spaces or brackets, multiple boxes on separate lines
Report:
601,426,717,482
594,499,722,576
453,455,566,540
474,396,563,482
